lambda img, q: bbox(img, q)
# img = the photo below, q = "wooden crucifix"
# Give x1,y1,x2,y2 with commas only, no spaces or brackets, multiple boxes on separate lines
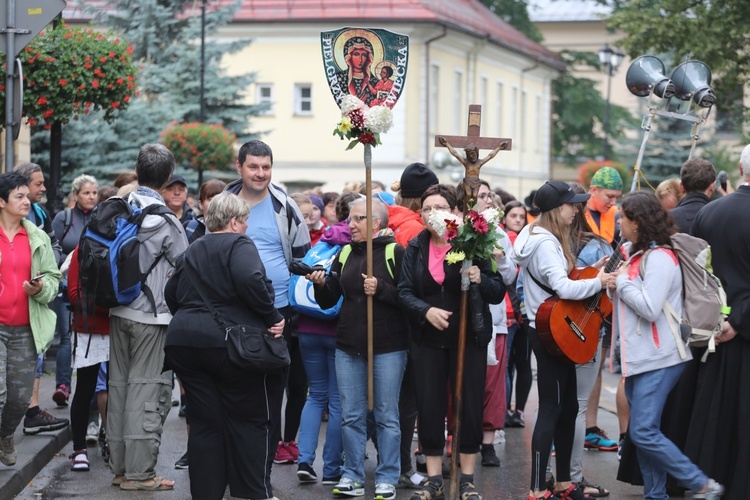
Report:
434,104,512,500
435,104,513,202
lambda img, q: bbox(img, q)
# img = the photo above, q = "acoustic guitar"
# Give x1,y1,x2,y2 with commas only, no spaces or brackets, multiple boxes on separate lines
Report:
536,246,623,364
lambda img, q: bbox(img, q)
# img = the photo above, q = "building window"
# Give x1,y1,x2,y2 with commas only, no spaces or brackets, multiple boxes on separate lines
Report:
256,84,274,115
480,77,488,114
294,84,312,115
430,65,440,132
496,82,504,135
453,71,463,133
510,87,518,138
536,95,542,151
521,90,527,151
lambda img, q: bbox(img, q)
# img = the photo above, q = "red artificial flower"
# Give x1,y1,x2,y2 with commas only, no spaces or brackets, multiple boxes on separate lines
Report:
116,78,124,85
111,101,120,109
123,95,130,103
472,216,489,235
109,52,115,58
126,75,133,82
36,97,47,105
84,63,92,69
99,56,107,63
59,79,68,86
0,84,4,91
78,84,86,91
84,101,93,108
91,79,99,88
43,109,54,119
28,118,37,126
358,132,376,144
444,219,459,241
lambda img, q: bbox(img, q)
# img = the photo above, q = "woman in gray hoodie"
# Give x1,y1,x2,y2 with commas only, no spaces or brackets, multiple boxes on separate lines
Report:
513,181,608,500
607,191,723,500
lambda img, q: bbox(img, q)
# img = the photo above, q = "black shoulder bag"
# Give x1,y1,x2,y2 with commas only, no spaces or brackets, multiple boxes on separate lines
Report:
183,258,290,373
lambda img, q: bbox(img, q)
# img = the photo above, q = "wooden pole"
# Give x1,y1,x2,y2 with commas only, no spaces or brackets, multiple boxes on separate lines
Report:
364,144,374,411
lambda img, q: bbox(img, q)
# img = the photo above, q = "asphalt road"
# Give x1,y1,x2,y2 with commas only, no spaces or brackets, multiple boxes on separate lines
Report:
16,369,646,500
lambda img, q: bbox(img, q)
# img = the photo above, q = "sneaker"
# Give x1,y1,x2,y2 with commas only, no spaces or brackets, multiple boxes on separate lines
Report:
86,420,99,444
692,478,725,499
23,409,69,435
415,452,427,474
333,477,365,497
286,440,300,462
584,427,618,451
480,444,500,466
174,451,189,469
506,409,525,428
70,449,89,472
53,384,70,407
375,483,396,500
617,436,624,461
410,479,445,500
297,462,318,482
0,435,16,466
273,441,294,464
398,470,427,489
459,480,482,499
178,403,187,417
322,474,342,485
493,429,505,444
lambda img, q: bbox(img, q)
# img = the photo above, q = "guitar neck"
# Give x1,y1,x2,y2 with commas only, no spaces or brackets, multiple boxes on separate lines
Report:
603,240,625,273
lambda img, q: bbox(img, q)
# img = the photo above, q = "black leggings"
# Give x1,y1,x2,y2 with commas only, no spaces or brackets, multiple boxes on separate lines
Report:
508,322,533,411
70,363,102,450
528,327,578,491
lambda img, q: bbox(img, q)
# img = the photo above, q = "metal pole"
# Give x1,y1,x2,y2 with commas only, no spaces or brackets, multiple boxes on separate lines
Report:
197,0,207,187
630,112,655,192
603,65,612,160
364,144,374,411
4,0,17,171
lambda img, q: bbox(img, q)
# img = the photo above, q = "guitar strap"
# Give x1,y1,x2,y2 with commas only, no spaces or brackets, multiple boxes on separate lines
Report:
527,269,555,296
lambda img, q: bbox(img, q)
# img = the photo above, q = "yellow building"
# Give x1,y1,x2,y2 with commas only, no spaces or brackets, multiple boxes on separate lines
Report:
65,0,565,198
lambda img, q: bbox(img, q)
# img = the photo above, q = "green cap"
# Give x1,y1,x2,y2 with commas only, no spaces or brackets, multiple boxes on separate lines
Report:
590,166,623,191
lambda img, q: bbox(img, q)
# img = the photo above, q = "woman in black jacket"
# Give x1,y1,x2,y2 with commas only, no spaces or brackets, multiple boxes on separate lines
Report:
398,184,506,500
164,192,285,500
308,197,408,500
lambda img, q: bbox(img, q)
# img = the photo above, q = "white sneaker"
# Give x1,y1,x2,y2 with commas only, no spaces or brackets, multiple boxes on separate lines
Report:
374,483,396,500
70,450,90,471
85,420,99,444
692,478,725,499
332,477,365,497
493,429,505,444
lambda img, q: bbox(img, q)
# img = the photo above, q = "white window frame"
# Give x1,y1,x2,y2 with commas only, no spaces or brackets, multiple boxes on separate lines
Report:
453,70,463,134
294,84,313,116
256,84,274,115
430,64,440,132
495,81,504,136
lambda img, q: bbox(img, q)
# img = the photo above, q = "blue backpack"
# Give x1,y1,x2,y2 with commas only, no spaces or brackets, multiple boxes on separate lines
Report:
78,197,177,311
289,241,344,319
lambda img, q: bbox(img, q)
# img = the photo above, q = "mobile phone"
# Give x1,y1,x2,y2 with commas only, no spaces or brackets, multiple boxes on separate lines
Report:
716,170,728,191
31,273,45,282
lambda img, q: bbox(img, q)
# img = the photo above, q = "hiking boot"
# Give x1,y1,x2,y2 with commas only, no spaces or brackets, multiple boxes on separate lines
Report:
398,469,427,489
297,462,318,482
692,478,725,499
480,444,500,466
0,435,16,466
577,477,609,497
333,477,365,497
459,480,482,499
410,479,445,500
86,419,99,444
174,451,188,469
70,449,90,472
52,384,70,407
375,483,396,500
23,409,69,435
584,427,617,451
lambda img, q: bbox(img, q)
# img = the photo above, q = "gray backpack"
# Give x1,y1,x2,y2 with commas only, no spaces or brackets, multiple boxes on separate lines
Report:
640,232,730,362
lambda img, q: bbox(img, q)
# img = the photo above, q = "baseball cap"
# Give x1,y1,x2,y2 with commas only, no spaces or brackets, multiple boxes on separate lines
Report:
165,175,187,188
533,181,590,212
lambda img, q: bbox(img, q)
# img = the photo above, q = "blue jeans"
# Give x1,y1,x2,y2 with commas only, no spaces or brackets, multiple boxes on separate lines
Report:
336,349,406,486
297,334,343,479
54,298,72,388
625,363,707,499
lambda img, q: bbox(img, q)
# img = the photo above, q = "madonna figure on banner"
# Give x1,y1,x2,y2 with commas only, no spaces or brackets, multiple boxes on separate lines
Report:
335,35,381,106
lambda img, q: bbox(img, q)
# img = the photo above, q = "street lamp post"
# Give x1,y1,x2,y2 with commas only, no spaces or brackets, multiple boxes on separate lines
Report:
198,0,207,187
599,43,624,160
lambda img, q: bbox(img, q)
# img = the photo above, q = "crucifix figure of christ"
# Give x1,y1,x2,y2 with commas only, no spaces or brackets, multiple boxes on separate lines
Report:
434,104,512,500
434,104,513,202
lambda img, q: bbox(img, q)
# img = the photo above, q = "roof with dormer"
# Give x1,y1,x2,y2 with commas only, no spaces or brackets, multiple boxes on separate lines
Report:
62,0,564,70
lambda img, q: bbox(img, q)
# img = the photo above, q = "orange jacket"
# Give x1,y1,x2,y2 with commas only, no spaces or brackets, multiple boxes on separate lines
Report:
585,206,619,244
387,205,425,247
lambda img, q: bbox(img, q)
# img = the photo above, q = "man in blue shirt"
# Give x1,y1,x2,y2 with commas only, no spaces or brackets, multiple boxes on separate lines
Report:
225,140,311,466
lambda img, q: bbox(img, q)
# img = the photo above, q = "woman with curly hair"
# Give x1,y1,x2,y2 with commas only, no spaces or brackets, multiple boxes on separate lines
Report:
606,191,724,500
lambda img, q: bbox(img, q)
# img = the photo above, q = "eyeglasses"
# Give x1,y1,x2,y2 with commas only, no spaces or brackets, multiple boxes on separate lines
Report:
477,193,493,200
347,215,370,223
421,205,451,214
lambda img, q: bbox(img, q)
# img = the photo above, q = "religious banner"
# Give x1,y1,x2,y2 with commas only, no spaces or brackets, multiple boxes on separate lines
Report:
321,27,409,110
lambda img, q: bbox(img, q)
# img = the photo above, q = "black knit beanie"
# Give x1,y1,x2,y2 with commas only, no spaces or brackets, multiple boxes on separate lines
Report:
399,162,438,198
